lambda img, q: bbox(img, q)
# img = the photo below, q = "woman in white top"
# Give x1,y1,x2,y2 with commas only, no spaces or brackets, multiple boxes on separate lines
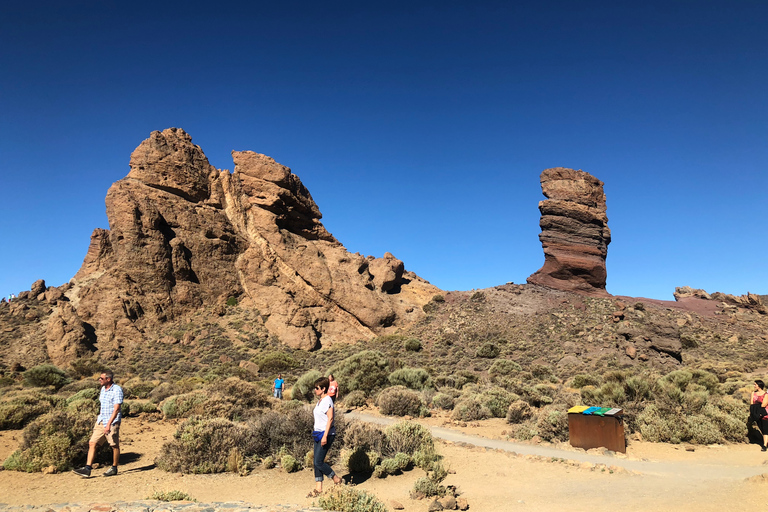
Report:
308,377,342,497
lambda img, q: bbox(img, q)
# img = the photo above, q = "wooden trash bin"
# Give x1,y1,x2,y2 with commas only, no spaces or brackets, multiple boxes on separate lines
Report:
568,407,625,453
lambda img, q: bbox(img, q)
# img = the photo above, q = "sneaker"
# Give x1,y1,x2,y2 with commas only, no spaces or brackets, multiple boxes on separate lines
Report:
72,466,91,477
762,446,767,452
103,466,118,477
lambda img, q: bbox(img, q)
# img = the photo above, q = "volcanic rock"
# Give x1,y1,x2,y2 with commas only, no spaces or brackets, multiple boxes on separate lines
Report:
60,128,438,359
30,280,46,297
527,167,611,297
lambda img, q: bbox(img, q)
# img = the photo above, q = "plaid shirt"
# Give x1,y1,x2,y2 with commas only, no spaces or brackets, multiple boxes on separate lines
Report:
97,384,124,426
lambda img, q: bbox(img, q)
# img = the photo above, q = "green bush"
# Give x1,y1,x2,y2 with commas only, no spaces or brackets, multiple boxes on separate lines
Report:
479,387,517,418
476,343,500,359
23,365,71,390
226,297,238,307
489,359,522,378
373,452,411,478
317,486,387,512
330,351,391,395
292,370,322,402
122,379,156,399
257,352,298,373
404,338,422,352
156,417,261,473
341,390,367,408
160,392,208,419
149,382,183,403
281,454,301,473
451,397,490,421
385,421,434,456
3,406,100,472
0,392,57,430
388,368,433,390
570,374,602,388
378,386,423,417
148,490,196,502
431,393,455,410
124,400,158,415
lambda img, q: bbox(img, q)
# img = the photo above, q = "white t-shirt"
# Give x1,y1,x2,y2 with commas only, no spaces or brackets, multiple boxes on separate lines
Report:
313,396,335,434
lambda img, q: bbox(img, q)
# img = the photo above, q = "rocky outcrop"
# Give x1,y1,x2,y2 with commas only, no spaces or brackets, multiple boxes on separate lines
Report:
527,167,611,297
56,128,439,358
675,286,766,315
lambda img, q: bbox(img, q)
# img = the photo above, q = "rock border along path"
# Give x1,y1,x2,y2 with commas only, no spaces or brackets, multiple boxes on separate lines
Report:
0,502,324,512
347,412,768,481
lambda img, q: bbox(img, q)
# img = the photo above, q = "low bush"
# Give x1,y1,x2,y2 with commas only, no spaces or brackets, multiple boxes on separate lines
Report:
156,417,261,473
385,421,433,456
476,343,500,359
388,368,433,390
149,490,196,502
451,397,490,421
160,392,208,419
122,379,156,399
431,393,455,410
257,352,298,373
317,486,387,512
571,374,602,388
292,370,322,402
329,351,391,396
343,421,387,453
23,365,71,390
342,447,379,473
372,452,411,478
250,407,316,460
506,400,533,424
149,382,182,403
378,386,423,417
489,359,522,378
404,338,422,352
281,454,301,473
479,387,517,418
536,408,568,442
341,390,367,408
124,400,158,415
0,392,58,430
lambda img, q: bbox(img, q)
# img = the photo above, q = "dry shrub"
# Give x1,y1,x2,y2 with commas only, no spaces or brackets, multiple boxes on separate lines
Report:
536,408,568,442
149,382,183,403
318,486,387,512
384,421,433,456
489,359,522,378
3,405,105,472
451,397,490,421
281,454,301,472
506,400,532,424
156,417,261,473
0,391,58,430
22,365,71,390
378,386,422,417
341,390,367,408
342,447,380,473
343,421,387,453
251,407,315,460
292,370,322,402
431,392,455,410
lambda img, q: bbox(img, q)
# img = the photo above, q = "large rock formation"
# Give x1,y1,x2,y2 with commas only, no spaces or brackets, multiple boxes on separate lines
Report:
59,128,438,357
527,167,611,297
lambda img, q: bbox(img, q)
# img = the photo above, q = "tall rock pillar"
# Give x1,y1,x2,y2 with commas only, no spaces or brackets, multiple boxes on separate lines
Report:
526,167,611,297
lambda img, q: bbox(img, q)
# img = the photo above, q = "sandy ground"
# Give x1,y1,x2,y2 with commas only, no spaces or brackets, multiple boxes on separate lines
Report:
2,411,768,511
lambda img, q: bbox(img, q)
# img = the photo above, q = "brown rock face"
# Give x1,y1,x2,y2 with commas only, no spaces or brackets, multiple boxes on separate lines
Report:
527,167,611,297
63,128,438,357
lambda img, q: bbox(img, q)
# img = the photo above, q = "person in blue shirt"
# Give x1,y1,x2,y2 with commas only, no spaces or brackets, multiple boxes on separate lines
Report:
73,371,124,477
272,373,285,399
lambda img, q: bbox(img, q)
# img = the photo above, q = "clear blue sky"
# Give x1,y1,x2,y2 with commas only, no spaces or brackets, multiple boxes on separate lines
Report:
1,1,765,301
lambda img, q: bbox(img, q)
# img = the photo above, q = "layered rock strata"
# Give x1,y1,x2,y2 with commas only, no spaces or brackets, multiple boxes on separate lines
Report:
59,128,438,356
527,167,611,297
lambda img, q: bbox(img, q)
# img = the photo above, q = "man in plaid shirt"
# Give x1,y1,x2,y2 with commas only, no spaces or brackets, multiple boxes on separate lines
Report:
73,371,123,477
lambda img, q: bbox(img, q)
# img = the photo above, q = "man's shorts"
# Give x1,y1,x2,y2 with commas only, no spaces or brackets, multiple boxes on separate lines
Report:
89,422,120,448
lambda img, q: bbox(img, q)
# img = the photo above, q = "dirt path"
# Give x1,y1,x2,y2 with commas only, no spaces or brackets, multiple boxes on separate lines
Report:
2,412,768,511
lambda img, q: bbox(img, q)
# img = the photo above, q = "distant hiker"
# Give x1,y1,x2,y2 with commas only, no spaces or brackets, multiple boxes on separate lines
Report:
307,376,342,497
73,371,124,477
328,373,339,402
272,373,284,399
751,380,768,451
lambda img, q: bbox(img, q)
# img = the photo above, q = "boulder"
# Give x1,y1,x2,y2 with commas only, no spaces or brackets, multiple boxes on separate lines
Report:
527,168,611,297
30,279,46,297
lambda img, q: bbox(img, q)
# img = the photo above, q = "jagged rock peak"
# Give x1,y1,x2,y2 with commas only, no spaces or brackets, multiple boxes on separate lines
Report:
59,128,439,361
527,167,611,297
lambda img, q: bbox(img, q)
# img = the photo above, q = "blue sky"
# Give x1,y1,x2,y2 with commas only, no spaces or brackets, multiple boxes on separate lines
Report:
1,1,765,301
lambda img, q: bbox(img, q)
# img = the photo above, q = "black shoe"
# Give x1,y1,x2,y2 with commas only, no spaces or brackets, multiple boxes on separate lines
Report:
103,466,118,477
761,446,767,452
72,466,91,477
